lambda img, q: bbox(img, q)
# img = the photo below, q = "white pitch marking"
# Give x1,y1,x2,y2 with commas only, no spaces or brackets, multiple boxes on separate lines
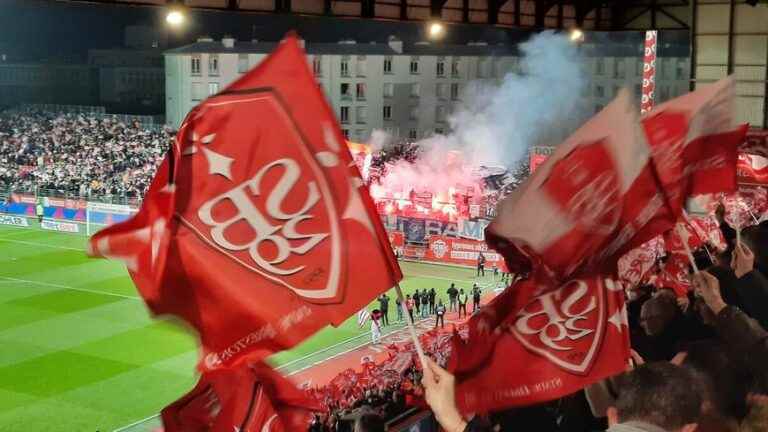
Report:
0,276,141,300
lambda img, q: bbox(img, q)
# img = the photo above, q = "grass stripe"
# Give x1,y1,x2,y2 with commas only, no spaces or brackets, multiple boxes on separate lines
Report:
0,276,140,301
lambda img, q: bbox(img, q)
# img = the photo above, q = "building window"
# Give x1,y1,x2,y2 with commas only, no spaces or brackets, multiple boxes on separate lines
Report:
409,57,419,74
355,129,367,140
436,105,447,123
191,56,201,75
313,56,322,76
342,129,350,139
383,83,394,98
676,60,686,80
356,83,366,100
356,106,367,124
340,83,352,100
383,105,392,121
437,83,448,100
636,60,643,76
435,128,444,135
451,60,460,77
595,58,604,75
613,58,625,79
340,106,350,123
450,83,459,101
238,54,248,73
635,83,642,99
409,106,419,120
356,55,366,76
437,57,445,77
191,82,204,101
595,85,604,98
660,85,670,101
613,85,620,97
208,82,219,96
341,57,350,77
410,83,420,98
477,59,489,78
408,128,418,140
208,55,219,76
595,104,604,113
384,56,393,74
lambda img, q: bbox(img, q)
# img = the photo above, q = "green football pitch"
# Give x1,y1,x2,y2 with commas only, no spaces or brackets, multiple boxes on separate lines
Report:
0,222,494,431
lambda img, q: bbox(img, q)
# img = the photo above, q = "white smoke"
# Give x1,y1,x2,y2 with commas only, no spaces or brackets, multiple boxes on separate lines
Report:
377,31,588,196
367,129,392,152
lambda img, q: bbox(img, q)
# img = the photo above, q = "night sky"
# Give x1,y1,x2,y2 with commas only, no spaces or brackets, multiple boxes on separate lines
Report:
0,0,689,62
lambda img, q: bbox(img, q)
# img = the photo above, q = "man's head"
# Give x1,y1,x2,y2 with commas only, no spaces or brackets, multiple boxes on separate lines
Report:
639,290,679,336
608,362,703,432
352,412,385,432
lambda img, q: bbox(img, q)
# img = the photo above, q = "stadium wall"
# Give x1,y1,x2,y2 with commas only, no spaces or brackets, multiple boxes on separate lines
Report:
0,193,132,231
382,214,507,270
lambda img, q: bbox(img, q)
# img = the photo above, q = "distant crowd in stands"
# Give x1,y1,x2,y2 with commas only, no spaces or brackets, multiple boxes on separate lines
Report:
308,277,493,431
0,110,172,198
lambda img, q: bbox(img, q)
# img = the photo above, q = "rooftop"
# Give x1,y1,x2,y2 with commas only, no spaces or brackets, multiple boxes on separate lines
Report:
165,38,689,58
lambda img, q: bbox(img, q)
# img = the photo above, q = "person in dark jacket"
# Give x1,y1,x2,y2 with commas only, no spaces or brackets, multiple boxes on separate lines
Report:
413,289,421,315
428,288,436,315
695,269,768,389
447,283,459,312
707,242,768,330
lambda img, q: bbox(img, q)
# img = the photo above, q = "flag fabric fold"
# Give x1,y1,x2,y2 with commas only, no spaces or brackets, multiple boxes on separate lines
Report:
162,358,320,432
449,274,630,414
89,35,402,371
486,89,675,282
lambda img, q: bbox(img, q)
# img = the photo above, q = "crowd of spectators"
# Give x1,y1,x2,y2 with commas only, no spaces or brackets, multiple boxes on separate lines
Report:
302,216,768,432
420,218,768,432
308,365,423,431
0,110,172,198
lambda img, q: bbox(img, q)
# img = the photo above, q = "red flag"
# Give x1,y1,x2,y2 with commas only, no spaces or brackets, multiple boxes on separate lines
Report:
737,153,768,186
162,360,319,432
740,129,768,158
487,90,675,281
449,275,630,414
617,236,664,288
89,35,402,370
87,155,178,300
642,77,745,215
654,254,691,297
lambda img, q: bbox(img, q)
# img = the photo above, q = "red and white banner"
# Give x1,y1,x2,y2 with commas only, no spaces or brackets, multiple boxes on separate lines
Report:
617,236,664,287
89,36,403,372
640,30,658,114
450,275,630,414
387,229,508,270
488,90,676,280
425,235,505,268
643,77,743,215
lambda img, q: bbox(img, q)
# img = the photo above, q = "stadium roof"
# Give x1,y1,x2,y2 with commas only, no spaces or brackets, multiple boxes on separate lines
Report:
33,0,691,31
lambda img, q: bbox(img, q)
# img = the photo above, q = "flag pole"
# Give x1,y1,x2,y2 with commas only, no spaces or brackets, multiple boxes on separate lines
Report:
394,283,428,369
677,224,700,274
